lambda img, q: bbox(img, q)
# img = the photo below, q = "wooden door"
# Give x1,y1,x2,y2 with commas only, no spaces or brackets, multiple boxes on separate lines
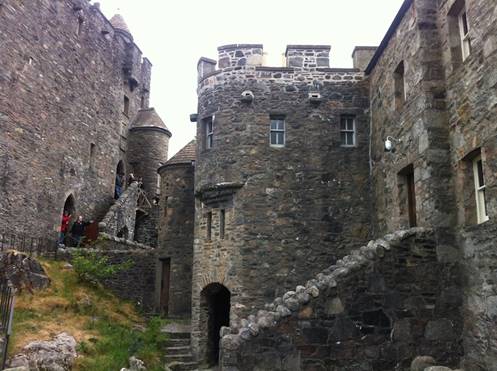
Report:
407,172,417,227
160,258,171,316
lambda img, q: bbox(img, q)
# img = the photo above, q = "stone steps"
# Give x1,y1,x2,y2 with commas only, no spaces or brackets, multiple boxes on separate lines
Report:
162,322,198,371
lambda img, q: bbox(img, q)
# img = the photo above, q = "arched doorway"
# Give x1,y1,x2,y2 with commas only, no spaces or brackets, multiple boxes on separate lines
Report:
200,283,231,366
59,195,75,245
115,160,125,199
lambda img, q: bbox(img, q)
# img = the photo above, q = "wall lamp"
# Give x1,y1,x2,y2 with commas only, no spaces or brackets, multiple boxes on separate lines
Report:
384,136,401,152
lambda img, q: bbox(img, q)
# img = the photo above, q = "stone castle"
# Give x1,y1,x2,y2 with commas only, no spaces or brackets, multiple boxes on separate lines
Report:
1,0,497,370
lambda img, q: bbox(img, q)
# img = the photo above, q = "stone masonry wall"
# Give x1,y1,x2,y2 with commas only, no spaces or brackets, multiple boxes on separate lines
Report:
192,44,372,362
220,229,463,371
62,233,156,311
435,0,497,368
369,0,456,245
0,0,150,237
157,163,195,317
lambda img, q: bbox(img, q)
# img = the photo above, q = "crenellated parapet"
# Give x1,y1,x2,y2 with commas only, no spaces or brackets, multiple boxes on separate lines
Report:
197,43,366,95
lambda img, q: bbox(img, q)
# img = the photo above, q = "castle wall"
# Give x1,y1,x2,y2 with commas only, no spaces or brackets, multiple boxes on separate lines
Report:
436,0,497,368
192,45,372,361
0,0,150,237
157,163,195,317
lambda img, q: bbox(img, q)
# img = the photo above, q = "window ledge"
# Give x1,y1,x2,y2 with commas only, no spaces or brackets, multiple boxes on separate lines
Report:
270,144,285,148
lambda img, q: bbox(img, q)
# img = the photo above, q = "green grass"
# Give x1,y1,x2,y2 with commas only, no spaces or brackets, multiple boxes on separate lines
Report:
11,259,168,371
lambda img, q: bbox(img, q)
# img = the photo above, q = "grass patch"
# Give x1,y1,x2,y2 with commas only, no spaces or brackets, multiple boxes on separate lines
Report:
10,259,167,370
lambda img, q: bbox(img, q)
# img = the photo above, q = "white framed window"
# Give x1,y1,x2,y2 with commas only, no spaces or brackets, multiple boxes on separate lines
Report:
458,6,471,61
340,116,356,146
473,155,489,224
204,116,214,150
270,116,285,147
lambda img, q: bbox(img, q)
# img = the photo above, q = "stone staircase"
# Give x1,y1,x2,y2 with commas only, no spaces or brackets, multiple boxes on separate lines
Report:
163,323,198,371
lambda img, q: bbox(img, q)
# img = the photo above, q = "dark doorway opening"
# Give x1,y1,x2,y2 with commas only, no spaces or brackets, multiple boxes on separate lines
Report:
115,160,125,199
159,258,171,316
63,194,75,215
398,164,417,227
200,283,230,366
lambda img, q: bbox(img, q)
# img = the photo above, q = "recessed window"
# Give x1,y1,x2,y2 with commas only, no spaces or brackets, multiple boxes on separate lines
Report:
473,155,488,224
89,143,96,171
458,6,471,61
140,96,145,109
220,209,225,239
123,96,130,117
448,0,471,66
203,116,214,150
394,61,405,111
340,116,356,147
270,116,285,147
77,17,84,36
164,196,168,217
206,212,212,241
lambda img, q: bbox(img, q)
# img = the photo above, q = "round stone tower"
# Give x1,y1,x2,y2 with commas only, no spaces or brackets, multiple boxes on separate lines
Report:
191,44,372,364
127,107,171,199
156,140,196,317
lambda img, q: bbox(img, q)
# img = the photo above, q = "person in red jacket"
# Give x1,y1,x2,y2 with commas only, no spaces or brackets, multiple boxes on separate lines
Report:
58,210,72,245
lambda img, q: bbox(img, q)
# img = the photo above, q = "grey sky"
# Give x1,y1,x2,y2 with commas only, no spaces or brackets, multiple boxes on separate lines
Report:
97,0,404,156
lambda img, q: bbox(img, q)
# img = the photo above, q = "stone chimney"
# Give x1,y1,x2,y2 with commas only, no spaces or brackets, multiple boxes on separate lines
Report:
352,46,377,71
285,45,331,69
217,44,263,69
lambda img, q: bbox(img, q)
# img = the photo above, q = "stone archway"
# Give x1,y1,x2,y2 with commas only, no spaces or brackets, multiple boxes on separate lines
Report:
63,194,75,216
200,283,231,366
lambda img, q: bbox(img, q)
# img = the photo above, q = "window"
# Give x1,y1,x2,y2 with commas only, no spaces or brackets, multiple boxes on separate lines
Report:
164,196,168,217
473,155,488,224
140,96,145,109
220,209,225,239
206,212,212,240
270,116,285,147
448,0,471,65
89,143,96,171
340,116,356,146
123,96,130,116
394,61,405,111
458,5,471,61
77,17,84,36
204,116,214,150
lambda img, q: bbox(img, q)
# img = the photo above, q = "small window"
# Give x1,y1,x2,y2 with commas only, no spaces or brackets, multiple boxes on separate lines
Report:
164,196,168,217
77,17,84,36
458,6,471,61
270,116,285,147
89,143,96,171
220,209,225,239
123,96,130,117
340,116,356,146
394,61,405,111
140,96,145,109
206,212,212,240
473,155,488,224
203,116,214,150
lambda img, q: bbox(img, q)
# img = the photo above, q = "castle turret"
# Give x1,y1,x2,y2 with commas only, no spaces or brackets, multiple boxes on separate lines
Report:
157,140,196,316
110,14,133,40
127,108,171,199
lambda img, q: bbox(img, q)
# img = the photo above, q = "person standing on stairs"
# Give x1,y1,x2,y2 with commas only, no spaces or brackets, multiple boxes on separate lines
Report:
70,215,92,247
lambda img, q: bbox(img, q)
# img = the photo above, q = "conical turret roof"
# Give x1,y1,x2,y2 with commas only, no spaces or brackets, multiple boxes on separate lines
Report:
130,108,171,136
110,14,131,35
164,140,196,166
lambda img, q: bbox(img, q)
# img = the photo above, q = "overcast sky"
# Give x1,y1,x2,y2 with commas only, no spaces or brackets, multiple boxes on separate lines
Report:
97,0,404,156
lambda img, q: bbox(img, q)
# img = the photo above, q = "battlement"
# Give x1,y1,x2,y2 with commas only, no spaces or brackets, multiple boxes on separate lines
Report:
197,43,375,84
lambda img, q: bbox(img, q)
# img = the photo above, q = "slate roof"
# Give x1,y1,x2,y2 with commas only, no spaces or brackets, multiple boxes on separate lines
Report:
164,140,196,166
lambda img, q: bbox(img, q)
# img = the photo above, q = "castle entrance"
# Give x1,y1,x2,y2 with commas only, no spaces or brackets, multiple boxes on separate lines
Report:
200,283,230,366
